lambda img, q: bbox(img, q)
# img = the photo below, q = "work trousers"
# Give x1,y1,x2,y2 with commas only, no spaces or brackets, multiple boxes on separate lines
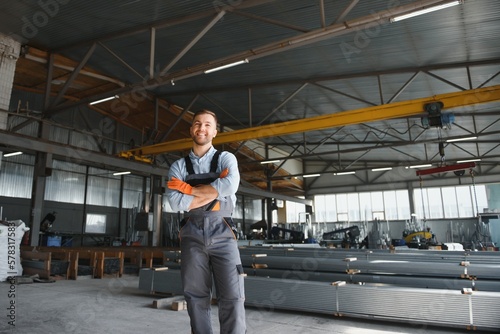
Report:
180,214,246,334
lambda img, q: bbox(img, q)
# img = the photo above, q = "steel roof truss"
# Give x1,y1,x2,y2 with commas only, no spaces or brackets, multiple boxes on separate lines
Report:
230,9,309,33
159,10,226,76
258,83,309,125
332,0,360,25
386,71,420,104
423,70,468,91
160,94,199,142
50,43,96,109
98,42,143,80
200,94,246,127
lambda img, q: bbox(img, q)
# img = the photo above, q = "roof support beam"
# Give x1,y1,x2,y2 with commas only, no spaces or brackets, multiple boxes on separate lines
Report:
46,0,460,115
149,27,156,79
0,129,165,175
120,84,500,156
159,10,226,76
50,43,96,109
98,42,143,79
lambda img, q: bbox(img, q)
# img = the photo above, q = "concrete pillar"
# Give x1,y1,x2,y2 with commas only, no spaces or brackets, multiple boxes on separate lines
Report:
0,33,21,167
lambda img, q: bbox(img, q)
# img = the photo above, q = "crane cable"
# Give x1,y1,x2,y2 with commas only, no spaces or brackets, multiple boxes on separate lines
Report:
470,167,479,216
419,176,427,223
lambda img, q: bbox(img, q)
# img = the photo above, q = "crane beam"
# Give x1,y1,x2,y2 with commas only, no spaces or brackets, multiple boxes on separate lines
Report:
416,162,476,176
119,84,500,158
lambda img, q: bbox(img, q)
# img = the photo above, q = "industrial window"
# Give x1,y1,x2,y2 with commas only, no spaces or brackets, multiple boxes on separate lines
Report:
383,191,398,220
457,186,475,217
336,194,348,221
348,193,360,221
86,167,120,207
442,187,459,217
396,190,410,219
370,192,384,217
122,175,146,209
428,188,444,218
84,213,107,234
359,193,372,221
45,160,86,204
285,200,306,223
314,194,336,222
314,189,411,223
413,185,487,219
232,195,262,221
0,154,34,199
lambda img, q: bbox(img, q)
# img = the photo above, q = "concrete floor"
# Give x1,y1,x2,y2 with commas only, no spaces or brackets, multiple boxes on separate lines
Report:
0,275,475,334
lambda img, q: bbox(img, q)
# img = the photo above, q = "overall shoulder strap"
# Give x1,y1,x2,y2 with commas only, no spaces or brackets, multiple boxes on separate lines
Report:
184,155,195,175
210,150,221,173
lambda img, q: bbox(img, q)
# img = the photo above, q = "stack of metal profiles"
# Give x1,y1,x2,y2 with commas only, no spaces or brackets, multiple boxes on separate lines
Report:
138,268,183,295
142,247,500,331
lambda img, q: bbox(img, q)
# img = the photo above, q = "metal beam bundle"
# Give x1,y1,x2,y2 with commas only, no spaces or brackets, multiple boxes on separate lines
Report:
239,246,500,265
246,268,500,292
163,248,500,291
240,254,500,279
138,268,500,331
335,284,500,330
153,247,500,330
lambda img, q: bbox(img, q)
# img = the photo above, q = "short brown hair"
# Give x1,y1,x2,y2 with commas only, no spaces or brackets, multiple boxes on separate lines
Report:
193,109,218,125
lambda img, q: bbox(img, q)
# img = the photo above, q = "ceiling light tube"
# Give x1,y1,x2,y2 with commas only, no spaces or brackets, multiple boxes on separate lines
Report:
3,151,23,157
457,159,481,163
113,171,131,176
371,167,393,172
204,59,249,74
89,95,119,105
391,1,462,22
303,173,320,178
446,136,477,143
334,171,356,175
406,164,433,169
260,159,281,164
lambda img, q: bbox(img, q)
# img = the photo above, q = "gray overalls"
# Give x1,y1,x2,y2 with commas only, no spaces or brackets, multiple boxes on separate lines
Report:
180,151,246,334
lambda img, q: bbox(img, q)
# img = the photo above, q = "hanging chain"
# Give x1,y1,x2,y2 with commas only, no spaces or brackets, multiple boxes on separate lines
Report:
419,176,427,222
470,168,479,216
437,127,445,166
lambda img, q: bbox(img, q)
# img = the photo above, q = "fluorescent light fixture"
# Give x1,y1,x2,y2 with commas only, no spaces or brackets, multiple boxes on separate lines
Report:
3,151,23,157
204,59,249,74
371,167,393,172
89,95,119,105
457,159,481,163
260,159,281,164
113,171,131,176
446,136,477,143
391,1,462,22
303,173,320,178
406,164,433,169
334,171,356,175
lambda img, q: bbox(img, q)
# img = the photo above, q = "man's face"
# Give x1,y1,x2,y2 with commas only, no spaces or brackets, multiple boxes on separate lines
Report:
190,113,218,146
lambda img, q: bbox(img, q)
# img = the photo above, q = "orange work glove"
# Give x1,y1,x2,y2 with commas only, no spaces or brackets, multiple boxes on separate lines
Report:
167,177,193,195
219,168,229,178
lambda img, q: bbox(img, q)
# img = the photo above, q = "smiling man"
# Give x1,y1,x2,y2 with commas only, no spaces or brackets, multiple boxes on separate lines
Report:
166,109,246,334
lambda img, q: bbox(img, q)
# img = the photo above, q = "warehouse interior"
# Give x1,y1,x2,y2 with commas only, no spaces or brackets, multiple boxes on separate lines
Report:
1,0,500,332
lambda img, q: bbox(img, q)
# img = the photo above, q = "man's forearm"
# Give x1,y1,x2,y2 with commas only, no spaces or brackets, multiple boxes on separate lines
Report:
191,184,218,198
187,184,218,210
189,196,216,210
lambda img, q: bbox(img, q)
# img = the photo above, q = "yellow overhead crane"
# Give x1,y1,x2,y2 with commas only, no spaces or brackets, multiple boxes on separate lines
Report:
118,84,500,161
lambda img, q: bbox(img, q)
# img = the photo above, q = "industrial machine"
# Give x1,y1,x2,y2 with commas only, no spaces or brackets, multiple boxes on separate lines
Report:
320,225,361,248
402,227,437,249
270,226,305,243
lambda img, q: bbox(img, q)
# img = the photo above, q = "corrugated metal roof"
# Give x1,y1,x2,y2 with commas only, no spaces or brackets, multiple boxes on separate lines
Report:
2,0,500,196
